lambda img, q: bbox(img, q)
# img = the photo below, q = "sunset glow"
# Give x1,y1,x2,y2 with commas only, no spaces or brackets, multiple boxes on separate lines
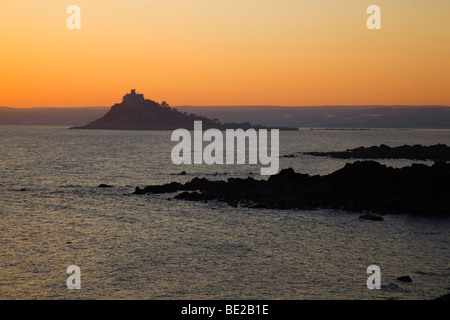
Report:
1,0,449,107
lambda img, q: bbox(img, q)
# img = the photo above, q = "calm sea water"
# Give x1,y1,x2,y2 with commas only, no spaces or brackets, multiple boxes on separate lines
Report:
0,125,449,299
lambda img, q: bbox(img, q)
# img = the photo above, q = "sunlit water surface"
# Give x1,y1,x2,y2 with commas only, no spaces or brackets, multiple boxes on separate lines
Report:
0,126,449,299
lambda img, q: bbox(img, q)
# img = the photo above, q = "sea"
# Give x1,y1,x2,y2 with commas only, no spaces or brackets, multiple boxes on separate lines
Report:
0,125,449,300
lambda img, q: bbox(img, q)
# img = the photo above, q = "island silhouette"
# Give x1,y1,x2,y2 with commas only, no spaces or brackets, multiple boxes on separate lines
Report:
71,90,295,130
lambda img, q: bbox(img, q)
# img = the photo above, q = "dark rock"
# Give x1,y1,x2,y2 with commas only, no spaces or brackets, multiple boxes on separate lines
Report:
133,160,450,216
175,191,203,201
19,188,27,191
133,187,146,195
305,144,450,161
359,213,384,221
134,181,184,194
397,275,412,283
180,171,186,175
98,184,113,188
229,200,239,207
435,293,450,300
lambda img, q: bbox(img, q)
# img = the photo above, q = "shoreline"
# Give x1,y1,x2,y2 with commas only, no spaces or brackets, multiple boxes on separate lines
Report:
133,160,450,217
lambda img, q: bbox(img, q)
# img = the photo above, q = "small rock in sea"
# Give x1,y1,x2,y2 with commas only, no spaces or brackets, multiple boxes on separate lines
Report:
66,241,72,244
167,198,172,201
98,184,113,188
19,188,27,191
180,171,186,175
133,187,146,195
359,213,384,221
397,275,412,283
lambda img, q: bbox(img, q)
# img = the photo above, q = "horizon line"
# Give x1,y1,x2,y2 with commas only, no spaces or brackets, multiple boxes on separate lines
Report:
2,104,450,109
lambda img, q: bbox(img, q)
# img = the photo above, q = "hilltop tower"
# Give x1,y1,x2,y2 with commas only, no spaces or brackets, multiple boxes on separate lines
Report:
123,89,145,104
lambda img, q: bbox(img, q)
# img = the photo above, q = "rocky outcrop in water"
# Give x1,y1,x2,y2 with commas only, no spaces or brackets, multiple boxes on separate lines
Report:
133,160,450,216
397,276,413,283
98,184,113,188
305,144,450,161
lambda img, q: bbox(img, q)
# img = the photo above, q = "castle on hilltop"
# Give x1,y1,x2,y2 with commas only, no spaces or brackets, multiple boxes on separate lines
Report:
70,89,295,130
122,89,145,104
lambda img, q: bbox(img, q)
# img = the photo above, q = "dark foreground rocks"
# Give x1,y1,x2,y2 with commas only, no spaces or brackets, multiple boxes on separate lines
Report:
305,144,450,161
134,160,450,216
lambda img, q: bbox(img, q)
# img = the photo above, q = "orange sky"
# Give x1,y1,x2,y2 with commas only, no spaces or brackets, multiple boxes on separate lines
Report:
1,0,449,108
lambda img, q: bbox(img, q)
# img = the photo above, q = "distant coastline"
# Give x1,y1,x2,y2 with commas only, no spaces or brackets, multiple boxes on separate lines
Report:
2,103,450,129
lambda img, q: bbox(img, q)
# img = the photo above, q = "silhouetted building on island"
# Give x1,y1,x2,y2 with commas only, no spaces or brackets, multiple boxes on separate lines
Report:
70,90,296,130
122,89,145,105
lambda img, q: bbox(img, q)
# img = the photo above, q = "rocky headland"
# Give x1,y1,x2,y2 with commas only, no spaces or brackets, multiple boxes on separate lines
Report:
303,144,450,161
133,160,450,216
